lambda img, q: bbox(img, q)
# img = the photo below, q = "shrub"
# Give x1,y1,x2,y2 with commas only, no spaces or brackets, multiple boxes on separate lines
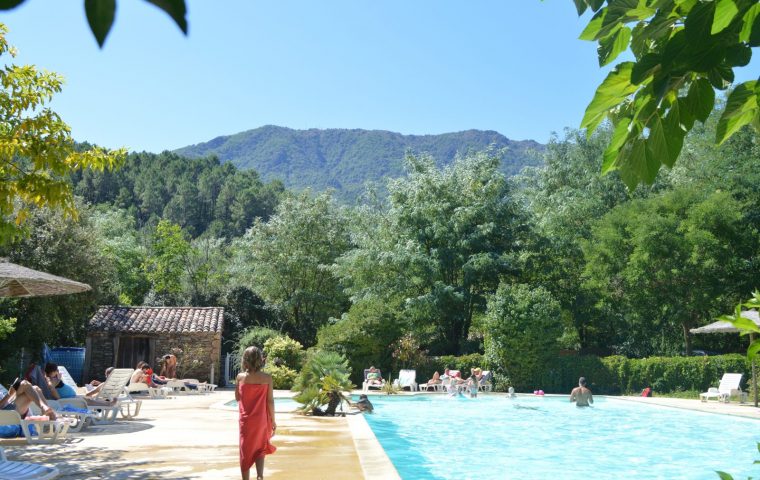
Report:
263,364,298,390
483,283,563,392
548,353,750,395
237,326,280,353
264,336,306,371
317,301,402,385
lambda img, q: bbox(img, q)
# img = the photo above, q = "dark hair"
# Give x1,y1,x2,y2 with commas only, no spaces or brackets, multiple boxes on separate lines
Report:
136,361,147,369
164,354,171,360
241,346,264,373
142,364,151,370
44,362,59,376
579,377,587,386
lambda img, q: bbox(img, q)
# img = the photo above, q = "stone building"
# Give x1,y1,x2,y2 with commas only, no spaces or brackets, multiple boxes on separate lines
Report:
84,306,224,384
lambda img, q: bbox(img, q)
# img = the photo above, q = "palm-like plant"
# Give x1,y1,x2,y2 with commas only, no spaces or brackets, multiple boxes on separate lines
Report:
293,350,354,416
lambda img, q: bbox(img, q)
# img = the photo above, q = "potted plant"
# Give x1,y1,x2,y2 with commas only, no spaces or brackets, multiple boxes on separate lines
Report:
293,350,354,416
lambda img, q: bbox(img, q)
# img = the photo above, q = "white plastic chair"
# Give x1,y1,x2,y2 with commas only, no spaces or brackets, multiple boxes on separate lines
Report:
397,369,418,391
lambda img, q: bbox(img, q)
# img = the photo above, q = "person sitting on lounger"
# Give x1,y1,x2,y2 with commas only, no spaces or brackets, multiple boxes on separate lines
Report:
425,371,441,385
130,361,149,385
44,362,78,399
85,367,118,406
0,377,56,419
570,377,593,407
366,366,383,386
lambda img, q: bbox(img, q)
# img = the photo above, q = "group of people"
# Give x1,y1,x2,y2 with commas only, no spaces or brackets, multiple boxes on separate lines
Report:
424,367,486,398
0,360,125,423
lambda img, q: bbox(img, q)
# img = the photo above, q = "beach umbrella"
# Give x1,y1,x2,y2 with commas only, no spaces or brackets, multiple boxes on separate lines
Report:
690,310,759,407
0,260,91,298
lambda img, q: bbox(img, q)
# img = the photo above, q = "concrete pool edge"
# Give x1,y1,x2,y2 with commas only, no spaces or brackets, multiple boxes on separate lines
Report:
347,412,402,480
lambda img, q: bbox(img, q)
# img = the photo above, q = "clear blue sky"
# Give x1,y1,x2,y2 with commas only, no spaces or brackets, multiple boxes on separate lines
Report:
1,1,756,153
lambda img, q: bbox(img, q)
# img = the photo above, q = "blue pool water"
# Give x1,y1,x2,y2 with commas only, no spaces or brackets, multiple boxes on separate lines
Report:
363,395,760,480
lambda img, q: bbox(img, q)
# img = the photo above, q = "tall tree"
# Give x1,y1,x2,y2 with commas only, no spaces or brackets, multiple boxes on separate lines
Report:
335,152,526,354
583,188,757,356
231,191,351,345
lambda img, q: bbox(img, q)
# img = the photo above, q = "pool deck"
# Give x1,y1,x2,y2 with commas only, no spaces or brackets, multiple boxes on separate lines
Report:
1,389,398,479
1,390,756,478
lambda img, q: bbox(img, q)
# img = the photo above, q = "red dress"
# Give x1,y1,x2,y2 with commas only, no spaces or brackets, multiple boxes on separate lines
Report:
238,383,276,471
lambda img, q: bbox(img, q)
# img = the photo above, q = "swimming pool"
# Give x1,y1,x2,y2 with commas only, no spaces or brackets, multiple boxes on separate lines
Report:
363,395,760,479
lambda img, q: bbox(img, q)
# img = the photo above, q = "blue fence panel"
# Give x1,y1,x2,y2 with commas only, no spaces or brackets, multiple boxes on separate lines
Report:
49,347,86,385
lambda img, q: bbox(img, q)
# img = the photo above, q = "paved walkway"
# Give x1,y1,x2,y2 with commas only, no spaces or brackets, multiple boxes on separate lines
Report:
0,390,390,479
617,395,760,419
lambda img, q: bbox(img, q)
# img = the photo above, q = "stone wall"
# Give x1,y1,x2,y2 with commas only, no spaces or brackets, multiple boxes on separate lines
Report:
85,332,222,384
154,333,222,382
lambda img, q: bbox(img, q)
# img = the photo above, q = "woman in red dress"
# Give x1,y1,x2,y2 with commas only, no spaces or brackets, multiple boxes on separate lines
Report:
236,346,276,480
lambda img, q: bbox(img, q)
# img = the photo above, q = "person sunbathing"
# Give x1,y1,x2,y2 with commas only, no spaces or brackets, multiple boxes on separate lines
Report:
0,377,56,419
366,366,383,386
425,371,441,385
44,362,78,400
84,367,119,406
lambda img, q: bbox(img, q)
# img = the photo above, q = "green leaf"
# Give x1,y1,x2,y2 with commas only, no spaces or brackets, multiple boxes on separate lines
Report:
0,0,24,9
716,81,758,144
598,26,632,67
631,53,661,84
573,0,588,16
618,138,649,189
685,1,715,43
580,9,606,41
602,117,633,173
686,78,715,123
740,3,760,45
712,0,738,34
85,0,116,48
724,44,752,67
145,0,188,34
748,339,760,362
659,108,687,167
708,64,734,89
716,472,734,480
581,62,640,134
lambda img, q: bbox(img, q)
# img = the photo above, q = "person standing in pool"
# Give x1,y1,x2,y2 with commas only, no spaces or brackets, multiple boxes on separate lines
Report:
236,346,276,480
570,377,593,407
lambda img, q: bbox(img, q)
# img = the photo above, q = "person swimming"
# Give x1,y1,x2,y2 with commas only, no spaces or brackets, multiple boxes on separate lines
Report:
569,377,593,407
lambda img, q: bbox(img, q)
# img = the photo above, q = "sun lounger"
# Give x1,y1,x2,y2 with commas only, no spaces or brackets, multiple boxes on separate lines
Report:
0,410,69,445
0,447,59,479
58,368,139,423
397,369,418,391
700,373,747,403
362,369,386,392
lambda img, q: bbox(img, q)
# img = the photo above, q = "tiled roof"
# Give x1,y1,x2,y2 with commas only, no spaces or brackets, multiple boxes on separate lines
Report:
88,306,224,334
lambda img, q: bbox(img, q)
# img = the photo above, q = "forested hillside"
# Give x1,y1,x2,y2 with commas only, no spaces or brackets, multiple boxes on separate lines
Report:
71,149,284,239
174,126,544,200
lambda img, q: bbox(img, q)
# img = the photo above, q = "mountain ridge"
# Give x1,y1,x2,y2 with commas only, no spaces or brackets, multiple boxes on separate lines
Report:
175,125,544,200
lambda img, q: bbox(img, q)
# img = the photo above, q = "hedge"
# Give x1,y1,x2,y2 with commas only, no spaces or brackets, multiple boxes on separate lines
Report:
546,354,751,395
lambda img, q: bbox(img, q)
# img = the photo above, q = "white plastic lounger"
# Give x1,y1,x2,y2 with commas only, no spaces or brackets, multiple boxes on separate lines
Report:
397,369,418,391
700,373,747,403
0,410,69,445
0,447,59,479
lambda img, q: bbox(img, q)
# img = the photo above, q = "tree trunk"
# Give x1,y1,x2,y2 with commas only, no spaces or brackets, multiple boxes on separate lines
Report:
325,391,341,416
682,322,692,355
